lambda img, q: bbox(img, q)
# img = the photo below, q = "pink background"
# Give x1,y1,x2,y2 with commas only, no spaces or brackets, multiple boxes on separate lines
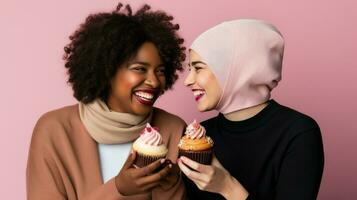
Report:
1,0,356,199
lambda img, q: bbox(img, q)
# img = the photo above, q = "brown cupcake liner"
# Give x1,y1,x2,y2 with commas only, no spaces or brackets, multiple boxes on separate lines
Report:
134,153,166,168
178,149,213,165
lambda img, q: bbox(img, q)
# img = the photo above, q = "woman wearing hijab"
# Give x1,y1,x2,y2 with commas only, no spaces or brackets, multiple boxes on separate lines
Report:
178,19,324,200
26,3,186,200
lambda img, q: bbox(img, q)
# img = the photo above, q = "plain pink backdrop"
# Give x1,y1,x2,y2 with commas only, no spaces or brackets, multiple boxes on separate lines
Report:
1,0,356,199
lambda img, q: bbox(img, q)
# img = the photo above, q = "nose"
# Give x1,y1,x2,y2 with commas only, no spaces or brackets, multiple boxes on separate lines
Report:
184,70,195,87
145,71,160,88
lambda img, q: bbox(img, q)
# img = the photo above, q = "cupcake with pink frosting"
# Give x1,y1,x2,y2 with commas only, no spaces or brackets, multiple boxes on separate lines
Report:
178,120,214,164
133,123,168,167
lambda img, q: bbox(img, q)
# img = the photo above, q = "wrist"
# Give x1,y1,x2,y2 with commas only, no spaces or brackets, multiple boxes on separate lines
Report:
221,176,248,200
114,175,122,193
115,175,128,196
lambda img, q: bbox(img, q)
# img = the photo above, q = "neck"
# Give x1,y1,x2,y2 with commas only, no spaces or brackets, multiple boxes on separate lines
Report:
223,101,269,121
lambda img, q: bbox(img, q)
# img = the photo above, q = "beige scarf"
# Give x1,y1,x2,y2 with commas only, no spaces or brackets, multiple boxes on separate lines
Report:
79,99,153,144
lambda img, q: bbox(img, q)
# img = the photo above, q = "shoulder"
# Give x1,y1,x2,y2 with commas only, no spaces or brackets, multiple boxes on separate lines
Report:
277,103,320,133
200,115,219,130
276,105,324,161
273,102,322,145
151,107,186,141
30,104,79,150
152,107,186,128
34,104,78,130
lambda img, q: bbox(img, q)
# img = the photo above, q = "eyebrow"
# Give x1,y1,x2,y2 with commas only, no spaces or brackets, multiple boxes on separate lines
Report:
189,61,207,66
129,61,149,66
129,61,164,67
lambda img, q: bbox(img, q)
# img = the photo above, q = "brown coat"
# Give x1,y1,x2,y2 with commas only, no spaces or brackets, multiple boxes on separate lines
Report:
27,105,186,200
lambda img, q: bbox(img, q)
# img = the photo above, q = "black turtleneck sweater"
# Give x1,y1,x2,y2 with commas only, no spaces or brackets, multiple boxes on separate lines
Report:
183,100,324,200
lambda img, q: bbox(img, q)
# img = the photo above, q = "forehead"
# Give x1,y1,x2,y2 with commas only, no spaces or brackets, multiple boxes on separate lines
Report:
134,42,163,64
189,49,204,62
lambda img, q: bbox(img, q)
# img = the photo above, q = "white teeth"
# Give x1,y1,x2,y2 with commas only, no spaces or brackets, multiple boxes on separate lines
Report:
135,91,154,100
193,90,205,97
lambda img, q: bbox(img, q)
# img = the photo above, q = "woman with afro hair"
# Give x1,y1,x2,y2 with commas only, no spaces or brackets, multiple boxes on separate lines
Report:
27,3,186,200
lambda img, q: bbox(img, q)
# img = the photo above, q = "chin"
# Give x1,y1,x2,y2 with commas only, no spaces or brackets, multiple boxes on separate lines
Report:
197,105,208,112
197,102,215,112
133,106,154,116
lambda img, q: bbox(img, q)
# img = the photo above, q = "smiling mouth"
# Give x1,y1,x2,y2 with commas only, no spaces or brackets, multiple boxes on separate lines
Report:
193,90,205,101
134,90,158,106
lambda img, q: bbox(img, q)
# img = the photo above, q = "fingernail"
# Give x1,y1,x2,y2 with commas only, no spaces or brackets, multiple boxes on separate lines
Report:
177,158,181,163
160,159,165,164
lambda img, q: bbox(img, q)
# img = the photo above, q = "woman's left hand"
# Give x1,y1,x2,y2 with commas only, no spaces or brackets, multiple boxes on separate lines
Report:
178,155,249,199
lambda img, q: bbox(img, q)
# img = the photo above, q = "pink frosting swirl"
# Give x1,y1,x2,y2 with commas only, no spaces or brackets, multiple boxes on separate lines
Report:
185,120,206,139
139,123,163,146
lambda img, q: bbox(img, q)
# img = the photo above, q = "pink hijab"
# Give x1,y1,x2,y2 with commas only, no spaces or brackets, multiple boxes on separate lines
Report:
191,19,284,114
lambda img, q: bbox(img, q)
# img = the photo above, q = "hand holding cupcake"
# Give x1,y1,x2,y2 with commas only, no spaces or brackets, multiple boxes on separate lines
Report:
178,120,214,164
133,123,169,167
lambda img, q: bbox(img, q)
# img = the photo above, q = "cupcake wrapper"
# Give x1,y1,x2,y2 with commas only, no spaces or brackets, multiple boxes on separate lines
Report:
179,149,213,165
134,153,166,168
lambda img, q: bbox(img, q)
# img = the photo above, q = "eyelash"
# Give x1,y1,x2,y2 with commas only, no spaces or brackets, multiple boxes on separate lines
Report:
133,66,146,72
189,66,202,72
132,66,165,75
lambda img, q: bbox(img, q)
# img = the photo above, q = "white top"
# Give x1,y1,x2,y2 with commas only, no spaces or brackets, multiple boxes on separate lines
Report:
98,142,133,183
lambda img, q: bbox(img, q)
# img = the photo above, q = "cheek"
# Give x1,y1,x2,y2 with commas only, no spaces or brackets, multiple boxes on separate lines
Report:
204,75,222,101
210,82,222,106
195,76,205,89
159,76,166,89
196,73,212,90
116,74,142,91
